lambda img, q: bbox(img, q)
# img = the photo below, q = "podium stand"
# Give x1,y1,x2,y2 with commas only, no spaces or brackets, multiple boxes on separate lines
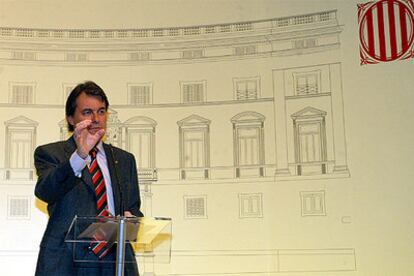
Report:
65,216,172,275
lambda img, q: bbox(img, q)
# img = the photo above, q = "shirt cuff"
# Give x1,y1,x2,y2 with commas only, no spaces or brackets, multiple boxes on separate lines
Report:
70,151,90,178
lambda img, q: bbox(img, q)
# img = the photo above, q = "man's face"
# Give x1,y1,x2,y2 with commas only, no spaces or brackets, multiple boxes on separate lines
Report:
67,92,108,134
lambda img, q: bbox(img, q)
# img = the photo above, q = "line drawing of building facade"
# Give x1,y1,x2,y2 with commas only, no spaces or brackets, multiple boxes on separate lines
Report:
0,8,355,275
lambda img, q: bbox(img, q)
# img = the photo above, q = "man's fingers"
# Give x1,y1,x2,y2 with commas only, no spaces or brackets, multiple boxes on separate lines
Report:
75,120,92,131
124,211,135,217
95,128,105,139
73,120,92,139
73,121,104,157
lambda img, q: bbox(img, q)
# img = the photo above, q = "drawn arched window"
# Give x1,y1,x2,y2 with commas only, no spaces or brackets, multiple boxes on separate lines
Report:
231,111,265,178
178,115,210,180
4,116,38,180
291,107,327,175
124,116,156,173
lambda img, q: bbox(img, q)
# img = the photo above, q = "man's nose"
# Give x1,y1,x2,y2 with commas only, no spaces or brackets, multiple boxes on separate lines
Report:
91,112,99,122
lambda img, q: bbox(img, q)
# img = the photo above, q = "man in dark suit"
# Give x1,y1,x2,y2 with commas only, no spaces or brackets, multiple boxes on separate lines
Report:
34,81,142,275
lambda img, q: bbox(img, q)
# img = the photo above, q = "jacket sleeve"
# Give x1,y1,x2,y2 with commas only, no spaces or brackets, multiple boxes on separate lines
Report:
34,145,79,204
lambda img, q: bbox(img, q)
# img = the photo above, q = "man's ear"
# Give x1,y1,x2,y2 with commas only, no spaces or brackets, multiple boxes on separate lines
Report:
67,116,74,127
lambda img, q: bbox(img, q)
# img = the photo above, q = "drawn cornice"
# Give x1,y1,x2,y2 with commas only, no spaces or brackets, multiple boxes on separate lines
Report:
124,116,157,126
0,10,338,44
291,106,327,119
177,114,211,126
231,111,265,123
5,115,39,126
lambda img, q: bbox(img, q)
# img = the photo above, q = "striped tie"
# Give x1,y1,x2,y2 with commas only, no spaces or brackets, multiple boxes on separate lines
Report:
89,147,111,258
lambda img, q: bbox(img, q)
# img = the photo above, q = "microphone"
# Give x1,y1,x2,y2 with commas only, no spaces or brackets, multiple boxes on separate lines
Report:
109,144,125,216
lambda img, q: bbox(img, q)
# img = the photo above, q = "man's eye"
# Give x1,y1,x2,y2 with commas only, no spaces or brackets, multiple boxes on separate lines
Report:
98,110,106,115
83,111,92,116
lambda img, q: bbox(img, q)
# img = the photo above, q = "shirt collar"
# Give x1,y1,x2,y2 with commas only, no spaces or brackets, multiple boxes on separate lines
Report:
95,141,105,156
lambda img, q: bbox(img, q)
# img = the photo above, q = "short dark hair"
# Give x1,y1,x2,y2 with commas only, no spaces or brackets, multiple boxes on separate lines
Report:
65,81,109,132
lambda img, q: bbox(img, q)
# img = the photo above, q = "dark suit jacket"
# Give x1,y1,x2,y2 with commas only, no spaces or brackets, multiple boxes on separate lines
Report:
34,137,143,276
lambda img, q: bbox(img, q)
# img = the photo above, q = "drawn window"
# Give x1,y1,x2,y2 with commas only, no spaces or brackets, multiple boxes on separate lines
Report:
65,53,88,61
237,128,261,165
178,115,210,179
184,195,207,219
239,193,263,218
128,84,152,105
234,77,259,100
232,113,265,166
129,52,150,61
129,131,152,168
9,131,32,168
234,45,256,55
12,51,36,60
181,82,205,103
5,116,37,171
292,107,327,176
125,116,156,171
298,123,322,163
294,71,320,95
301,191,326,216
182,49,203,59
8,196,30,219
10,84,34,104
232,112,265,177
293,38,317,49
183,130,205,168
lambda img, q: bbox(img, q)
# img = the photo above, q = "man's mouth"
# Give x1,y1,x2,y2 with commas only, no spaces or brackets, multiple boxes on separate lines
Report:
88,126,102,132
88,125,101,129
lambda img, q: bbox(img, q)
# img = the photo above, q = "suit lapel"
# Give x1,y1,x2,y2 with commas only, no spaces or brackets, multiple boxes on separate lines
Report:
103,143,121,215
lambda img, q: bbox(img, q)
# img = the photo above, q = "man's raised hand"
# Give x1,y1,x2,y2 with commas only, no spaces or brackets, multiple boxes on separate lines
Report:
73,120,105,159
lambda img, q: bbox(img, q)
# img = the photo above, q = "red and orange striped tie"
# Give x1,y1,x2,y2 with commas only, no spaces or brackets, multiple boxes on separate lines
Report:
89,147,111,258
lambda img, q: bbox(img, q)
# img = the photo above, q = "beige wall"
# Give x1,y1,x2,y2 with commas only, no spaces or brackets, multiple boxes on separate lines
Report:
0,1,413,275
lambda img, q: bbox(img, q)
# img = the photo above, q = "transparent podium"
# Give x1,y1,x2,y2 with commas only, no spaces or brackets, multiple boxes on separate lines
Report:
65,216,172,275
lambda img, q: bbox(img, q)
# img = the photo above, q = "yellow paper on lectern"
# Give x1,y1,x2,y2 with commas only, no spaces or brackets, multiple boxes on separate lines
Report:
135,217,171,251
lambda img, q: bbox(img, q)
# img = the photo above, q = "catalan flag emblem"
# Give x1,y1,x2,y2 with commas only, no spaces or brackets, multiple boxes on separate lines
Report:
358,0,414,64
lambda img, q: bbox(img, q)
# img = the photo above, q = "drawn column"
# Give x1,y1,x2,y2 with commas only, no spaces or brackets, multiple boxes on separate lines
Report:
272,70,290,176
329,63,349,174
